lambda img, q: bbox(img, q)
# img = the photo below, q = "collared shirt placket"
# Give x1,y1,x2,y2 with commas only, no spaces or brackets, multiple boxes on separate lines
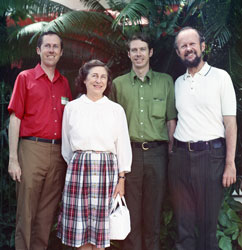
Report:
51,79,58,139
138,79,146,141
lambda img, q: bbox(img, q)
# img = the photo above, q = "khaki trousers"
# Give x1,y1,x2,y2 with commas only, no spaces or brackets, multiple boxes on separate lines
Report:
15,139,67,250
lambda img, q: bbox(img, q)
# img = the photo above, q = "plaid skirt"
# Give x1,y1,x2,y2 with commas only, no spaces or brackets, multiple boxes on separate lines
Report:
57,150,118,248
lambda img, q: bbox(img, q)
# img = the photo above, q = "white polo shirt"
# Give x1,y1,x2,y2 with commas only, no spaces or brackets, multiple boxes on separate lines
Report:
174,62,236,142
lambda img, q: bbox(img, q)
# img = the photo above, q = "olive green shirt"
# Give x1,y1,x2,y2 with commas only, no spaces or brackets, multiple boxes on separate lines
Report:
110,69,176,142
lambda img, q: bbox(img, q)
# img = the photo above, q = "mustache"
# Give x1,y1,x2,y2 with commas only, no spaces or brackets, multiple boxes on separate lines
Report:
184,51,197,57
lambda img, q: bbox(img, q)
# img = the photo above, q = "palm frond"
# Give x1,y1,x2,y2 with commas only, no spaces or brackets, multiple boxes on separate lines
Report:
107,0,128,11
27,0,71,15
42,10,118,37
112,0,155,30
6,10,129,73
79,0,107,11
0,0,70,18
202,0,231,47
180,0,204,25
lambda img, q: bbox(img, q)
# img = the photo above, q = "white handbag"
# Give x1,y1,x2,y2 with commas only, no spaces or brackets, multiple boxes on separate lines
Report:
109,194,131,240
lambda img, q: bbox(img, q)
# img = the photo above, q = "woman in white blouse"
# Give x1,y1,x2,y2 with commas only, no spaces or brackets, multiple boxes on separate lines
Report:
57,60,132,250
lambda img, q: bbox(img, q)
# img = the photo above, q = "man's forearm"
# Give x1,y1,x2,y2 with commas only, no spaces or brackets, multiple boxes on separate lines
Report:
223,116,237,164
167,119,176,142
167,119,176,152
9,113,21,162
222,115,237,187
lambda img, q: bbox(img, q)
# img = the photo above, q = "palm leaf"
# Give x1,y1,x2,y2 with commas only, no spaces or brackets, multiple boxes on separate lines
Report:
79,0,107,11
107,0,128,11
0,0,70,18
112,0,155,30
7,10,129,73
180,0,205,25
202,0,231,47
26,0,71,15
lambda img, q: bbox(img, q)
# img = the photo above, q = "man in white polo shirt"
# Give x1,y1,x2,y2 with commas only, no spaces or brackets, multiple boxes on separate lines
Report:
169,26,237,250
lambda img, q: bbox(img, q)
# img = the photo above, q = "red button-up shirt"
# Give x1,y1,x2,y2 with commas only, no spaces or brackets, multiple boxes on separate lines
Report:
8,64,72,139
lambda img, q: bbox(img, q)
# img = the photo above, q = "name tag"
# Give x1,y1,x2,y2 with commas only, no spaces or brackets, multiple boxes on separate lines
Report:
61,97,69,105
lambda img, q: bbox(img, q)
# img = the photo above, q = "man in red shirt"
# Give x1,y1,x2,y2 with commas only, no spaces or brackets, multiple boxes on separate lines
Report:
8,31,72,250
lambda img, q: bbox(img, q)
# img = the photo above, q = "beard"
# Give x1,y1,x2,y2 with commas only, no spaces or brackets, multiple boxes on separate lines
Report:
181,51,202,68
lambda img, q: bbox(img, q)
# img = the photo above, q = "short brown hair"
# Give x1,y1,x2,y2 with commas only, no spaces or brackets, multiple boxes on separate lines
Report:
126,33,152,51
37,31,63,50
75,59,112,96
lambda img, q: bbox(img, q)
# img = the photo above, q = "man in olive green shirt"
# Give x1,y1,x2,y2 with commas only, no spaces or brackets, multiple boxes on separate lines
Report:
111,33,176,250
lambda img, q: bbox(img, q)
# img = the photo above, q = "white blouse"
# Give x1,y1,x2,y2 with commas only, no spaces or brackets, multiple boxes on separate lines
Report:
62,94,132,173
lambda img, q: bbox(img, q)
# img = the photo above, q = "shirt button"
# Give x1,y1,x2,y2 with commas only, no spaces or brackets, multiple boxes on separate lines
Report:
52,95,55,98
54,120,57,123
53,107,56,110
141,135,144,138
140,122,143,125
54,133,57,136
140,97,143,100
141,110,143,112
140,85,143,88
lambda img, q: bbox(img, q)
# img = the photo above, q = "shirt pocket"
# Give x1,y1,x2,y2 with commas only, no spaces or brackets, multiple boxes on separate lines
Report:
151,98,166,118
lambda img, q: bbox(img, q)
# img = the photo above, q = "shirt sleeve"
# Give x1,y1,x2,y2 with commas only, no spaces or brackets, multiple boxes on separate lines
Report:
109,79,117,102
166,75,177,121
221,71,237,116
115,106,132,173
61,103,73,164
8,73,26,119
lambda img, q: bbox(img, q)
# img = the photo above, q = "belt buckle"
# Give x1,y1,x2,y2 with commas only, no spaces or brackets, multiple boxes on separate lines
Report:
51,139,55,144
188,142,194,152
142,142,149,151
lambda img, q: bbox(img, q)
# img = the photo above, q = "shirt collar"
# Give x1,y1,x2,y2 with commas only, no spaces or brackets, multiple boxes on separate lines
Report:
130,69,152,86
34,63,62,82
184,62,211,80
82,94,108,104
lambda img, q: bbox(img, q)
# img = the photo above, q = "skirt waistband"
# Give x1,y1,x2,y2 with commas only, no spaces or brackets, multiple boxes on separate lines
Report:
75,150,113,154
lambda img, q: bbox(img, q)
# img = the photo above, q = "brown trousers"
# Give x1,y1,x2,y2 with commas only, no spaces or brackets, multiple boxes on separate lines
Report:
15,139,67,250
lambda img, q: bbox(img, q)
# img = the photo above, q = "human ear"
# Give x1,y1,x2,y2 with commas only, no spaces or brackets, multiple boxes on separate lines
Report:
36,47,41,55
201,42,205,52
149,48,153,57
176,49,180,56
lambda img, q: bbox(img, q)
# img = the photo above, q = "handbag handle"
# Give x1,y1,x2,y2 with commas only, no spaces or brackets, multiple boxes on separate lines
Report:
110,194,127,213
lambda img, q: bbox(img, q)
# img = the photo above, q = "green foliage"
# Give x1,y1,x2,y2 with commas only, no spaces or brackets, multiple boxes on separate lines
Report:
0,0,70,66
217,189,242,250
0,82,15,249
0,1,242,249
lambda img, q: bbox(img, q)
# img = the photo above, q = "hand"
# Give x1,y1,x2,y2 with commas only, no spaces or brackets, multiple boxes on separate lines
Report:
113,178,125,198
168,141,173,154
222,161,236,187
8,159,21,182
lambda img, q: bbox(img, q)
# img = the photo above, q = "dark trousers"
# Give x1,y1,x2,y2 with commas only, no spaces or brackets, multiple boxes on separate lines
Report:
123,143,168,250
168,142,225,250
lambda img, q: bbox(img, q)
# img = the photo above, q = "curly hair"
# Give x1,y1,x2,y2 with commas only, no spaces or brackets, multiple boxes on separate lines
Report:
75,59,112,96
